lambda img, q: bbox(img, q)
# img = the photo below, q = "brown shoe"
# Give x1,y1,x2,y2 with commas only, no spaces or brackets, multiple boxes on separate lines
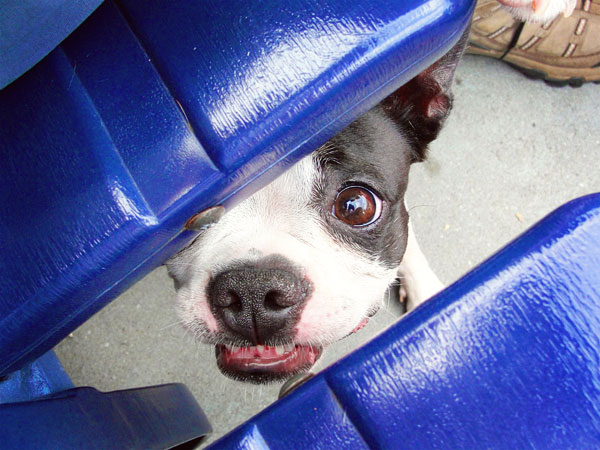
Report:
468,0,600,86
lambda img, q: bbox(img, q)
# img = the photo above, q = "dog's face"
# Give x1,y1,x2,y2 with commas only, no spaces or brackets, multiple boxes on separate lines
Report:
166,32,468,383
167,109,412,382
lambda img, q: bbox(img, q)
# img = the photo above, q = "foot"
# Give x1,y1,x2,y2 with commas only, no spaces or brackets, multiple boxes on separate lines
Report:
468,0,600,86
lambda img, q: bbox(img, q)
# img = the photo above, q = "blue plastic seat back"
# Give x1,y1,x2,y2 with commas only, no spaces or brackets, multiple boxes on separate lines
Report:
0,0,474,376
208,193,600,449
0,0,103,89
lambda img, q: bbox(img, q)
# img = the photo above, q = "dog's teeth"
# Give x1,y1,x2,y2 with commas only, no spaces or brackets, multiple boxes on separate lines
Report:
232,345,240,352
225,344,232,350
284,343,295,352
256,345,265,353
275,345,284,355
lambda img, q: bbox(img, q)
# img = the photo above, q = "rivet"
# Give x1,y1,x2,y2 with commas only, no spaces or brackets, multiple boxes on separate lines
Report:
278,371,315,399
184,205,225,231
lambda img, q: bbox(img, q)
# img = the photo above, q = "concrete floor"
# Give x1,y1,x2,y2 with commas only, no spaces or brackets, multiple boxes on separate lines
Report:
55,54,600,447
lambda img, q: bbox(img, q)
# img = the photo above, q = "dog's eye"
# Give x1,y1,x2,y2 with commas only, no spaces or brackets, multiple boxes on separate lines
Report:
332,186,382,227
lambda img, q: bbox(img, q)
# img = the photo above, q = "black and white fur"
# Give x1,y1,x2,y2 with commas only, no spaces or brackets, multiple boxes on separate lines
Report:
166,31,468,383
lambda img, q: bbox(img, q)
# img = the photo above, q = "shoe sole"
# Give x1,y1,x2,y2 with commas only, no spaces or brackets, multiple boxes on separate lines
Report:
467,46,600,87
506,63,600,87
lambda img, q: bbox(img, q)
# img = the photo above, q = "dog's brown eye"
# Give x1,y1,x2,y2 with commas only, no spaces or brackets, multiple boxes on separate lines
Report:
332,186,382,227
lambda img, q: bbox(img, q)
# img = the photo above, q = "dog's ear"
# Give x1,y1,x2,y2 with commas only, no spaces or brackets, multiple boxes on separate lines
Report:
381,29,469,162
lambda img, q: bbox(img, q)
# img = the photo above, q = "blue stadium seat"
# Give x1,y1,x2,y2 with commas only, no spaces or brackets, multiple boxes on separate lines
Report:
0,0,103,89
0,0,473,447
0,0,473,377
0,350,212,449
208,193,600,449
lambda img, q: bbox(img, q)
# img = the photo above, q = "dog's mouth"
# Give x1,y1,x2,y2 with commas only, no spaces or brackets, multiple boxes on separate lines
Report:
214,317,370,383
215,343,322,383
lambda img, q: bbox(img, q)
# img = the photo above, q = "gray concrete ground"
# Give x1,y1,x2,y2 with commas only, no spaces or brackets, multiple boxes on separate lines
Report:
55,54,600,447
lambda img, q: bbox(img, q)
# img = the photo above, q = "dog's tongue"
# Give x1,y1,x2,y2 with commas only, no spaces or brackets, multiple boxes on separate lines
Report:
216,344,321,375
352,318,369,333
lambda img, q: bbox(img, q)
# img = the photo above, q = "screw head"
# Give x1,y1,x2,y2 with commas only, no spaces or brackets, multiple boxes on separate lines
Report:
184,205,225,231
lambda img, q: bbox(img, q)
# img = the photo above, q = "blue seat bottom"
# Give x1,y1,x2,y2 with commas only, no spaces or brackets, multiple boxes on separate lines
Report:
0,351,211,449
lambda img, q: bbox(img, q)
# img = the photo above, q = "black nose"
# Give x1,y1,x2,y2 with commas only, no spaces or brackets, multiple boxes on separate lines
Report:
209,267,310,343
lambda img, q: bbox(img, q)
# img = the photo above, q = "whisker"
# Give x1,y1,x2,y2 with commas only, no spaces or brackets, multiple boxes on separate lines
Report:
158,319,185,331
408,203,436,213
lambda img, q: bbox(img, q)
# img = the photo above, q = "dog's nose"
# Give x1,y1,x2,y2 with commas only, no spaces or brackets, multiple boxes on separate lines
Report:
210,268,310,343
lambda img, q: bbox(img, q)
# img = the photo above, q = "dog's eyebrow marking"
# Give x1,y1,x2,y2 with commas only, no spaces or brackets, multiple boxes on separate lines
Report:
315,141,387,189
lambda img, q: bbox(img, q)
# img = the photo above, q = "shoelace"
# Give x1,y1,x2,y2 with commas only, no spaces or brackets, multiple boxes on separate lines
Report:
501,20,526,59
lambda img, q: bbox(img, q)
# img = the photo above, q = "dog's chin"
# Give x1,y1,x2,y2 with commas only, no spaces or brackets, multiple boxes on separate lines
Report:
215,344,323,384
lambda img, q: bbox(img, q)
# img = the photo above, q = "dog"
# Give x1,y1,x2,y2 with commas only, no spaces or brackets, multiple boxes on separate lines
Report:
166,0,574,384
165,30,467,384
